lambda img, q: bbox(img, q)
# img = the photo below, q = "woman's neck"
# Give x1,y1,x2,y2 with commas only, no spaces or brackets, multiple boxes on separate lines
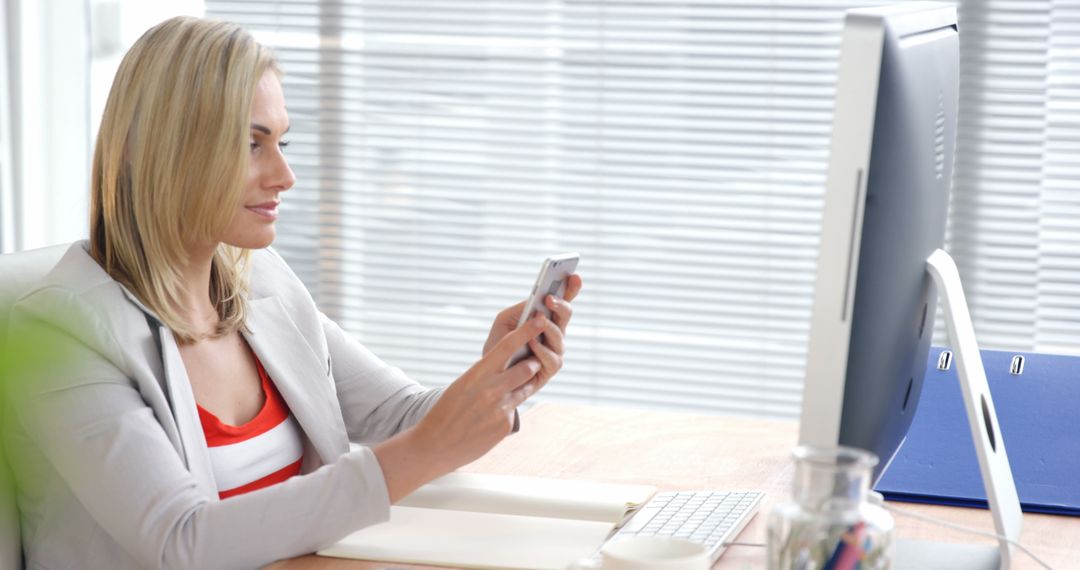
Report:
178,244,219,336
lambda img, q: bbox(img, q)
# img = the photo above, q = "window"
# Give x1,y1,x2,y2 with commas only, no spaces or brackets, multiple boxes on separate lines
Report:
207,0,1080,418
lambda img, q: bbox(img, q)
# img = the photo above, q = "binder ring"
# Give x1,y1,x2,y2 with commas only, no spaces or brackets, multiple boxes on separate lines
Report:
936,350,953,371
1009,355,1024,376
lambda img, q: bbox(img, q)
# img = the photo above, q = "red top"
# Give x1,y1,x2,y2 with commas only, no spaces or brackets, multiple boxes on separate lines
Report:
196,355,304,499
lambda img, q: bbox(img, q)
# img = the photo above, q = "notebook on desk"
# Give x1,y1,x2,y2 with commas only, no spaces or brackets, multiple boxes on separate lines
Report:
875,347,1080,516
317,473,657,570
319,473,767,570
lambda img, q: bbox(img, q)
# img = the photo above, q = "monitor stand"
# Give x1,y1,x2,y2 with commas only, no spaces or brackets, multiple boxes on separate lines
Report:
891,249,1023,570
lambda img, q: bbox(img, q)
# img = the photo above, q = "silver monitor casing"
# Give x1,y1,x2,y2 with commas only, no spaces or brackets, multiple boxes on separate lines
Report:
800,1,956,480
798,3,1021,568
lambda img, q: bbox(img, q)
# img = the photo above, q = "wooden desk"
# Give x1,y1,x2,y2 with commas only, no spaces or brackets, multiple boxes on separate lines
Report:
271,402,1078,570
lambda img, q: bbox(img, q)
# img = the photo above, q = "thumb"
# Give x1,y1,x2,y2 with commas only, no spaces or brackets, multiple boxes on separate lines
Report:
483,316,545,371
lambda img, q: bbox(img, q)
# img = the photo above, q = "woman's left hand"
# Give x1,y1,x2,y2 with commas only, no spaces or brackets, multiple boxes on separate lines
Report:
483,273,582,389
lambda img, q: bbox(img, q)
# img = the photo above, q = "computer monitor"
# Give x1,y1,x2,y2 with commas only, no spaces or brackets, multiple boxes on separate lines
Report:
798,1,958,483
798,4,1022,568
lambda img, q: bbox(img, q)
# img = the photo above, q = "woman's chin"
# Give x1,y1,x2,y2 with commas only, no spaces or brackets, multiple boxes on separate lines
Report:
222,228,276,250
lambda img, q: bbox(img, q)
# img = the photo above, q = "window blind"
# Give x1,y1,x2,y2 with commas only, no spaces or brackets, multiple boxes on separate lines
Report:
943,0,1080,356
945,0,1050,350
1038,0,1080,353
206,0,1080,419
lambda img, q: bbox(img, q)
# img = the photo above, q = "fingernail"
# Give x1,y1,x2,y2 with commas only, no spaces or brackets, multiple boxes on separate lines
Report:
532,316,545,328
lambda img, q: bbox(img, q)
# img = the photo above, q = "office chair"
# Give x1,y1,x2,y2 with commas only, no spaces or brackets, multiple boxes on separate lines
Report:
0,243,70,570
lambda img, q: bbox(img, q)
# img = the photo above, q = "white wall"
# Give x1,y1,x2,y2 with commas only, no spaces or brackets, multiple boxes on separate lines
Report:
13,0,204,252
90,0,206,141
13,0,89,251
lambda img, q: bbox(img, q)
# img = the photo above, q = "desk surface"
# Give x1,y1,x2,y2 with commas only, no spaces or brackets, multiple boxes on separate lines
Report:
270,402,1078,570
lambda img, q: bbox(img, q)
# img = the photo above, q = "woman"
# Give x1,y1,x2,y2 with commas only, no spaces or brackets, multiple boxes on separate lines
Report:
4,16,581,569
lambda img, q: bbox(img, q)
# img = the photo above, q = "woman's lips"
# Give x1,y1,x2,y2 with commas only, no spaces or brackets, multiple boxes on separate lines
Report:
246,202,279,220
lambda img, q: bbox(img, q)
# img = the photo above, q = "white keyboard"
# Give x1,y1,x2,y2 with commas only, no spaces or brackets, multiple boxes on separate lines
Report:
598,490,765,563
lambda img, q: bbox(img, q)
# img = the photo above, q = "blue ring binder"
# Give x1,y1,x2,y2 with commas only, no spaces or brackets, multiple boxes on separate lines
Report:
875,347,1080,516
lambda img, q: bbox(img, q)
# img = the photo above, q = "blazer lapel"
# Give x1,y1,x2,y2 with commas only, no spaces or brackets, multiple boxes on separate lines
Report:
159,326,219,498
118,284,219,496
243,296,348,465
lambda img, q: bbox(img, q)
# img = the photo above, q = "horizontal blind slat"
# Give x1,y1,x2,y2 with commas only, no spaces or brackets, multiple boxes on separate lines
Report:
207,0,1077,418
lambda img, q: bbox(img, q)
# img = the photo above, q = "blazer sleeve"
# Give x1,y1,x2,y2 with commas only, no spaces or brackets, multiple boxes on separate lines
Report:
320,311,444,443
7,288,392,570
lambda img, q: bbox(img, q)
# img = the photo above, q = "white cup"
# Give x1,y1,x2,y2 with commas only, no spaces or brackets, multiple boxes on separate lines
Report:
599,536,710,570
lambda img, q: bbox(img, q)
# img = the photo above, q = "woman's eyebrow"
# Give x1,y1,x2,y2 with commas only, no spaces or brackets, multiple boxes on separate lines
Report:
250,123,291,135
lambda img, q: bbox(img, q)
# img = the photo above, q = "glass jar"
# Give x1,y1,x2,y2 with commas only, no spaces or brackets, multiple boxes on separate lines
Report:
767,445,894,569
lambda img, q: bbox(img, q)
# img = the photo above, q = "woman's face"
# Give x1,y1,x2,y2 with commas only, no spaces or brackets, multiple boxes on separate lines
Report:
219,71,295,250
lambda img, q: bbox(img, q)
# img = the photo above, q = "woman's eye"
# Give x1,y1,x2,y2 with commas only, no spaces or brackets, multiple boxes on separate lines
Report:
250,141,259,152
278,140,290,150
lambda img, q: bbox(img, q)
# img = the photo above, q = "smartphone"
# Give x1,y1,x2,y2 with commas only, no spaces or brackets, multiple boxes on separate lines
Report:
507,252,580,367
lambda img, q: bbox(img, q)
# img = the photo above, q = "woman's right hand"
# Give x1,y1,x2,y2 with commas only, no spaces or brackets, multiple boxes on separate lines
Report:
372,316,547,502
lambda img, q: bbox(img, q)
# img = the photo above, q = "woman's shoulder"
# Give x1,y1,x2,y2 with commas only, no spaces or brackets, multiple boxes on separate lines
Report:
16,241,128,315
12,241,151,366
13,244,318,347
246,248,329,346
247,247,316,305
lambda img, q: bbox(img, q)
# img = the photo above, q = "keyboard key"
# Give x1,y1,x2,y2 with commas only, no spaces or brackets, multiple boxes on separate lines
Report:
608,491,764,562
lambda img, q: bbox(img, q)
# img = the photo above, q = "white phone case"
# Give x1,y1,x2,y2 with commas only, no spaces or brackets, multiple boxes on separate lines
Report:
508,252,579,367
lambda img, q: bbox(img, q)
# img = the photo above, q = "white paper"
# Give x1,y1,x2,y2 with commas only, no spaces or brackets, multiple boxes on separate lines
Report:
399,472,657,523
318,506,615,570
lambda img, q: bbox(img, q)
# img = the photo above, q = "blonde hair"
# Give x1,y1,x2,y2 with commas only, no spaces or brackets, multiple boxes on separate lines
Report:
90,16,279,343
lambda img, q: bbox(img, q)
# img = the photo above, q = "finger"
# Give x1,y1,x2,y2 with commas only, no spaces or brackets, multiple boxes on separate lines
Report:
562,274,583,303
484,301,531,356
544,295,574,333
527,337,561,385
484,316,545,368
535,317,564,355
507,377,540,409
500,300,526,323
499,357,541,391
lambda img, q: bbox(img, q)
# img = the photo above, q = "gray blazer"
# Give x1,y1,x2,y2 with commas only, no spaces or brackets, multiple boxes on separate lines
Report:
3,241,443,569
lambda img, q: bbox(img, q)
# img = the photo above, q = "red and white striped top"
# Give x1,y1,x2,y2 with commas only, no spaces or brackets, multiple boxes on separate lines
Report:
196,356,304,499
